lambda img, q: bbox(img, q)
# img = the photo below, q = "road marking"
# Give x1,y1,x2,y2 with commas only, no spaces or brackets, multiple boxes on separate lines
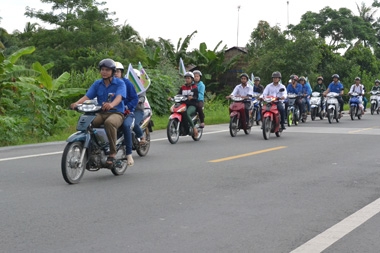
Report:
208,146,287,163
348,127,376,134
0,152,63,162
290,197,380,253
0,129,230,162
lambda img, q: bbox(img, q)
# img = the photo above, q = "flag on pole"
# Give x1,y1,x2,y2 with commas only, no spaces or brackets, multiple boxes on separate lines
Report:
248,73,255,86
251,73,254,81
179,57,186,76
137,62,151,92
126,63,145,95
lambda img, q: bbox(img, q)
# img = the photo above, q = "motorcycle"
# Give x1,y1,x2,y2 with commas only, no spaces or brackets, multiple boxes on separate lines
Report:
228,95,253,137
310,91,325,120
251,92,262,126
325,92,341,124
261,88,285,140
370,90,380,115
167,95,203,144
286,93,301,126
300,95,309,123
132,96,154,156
61,100,128,184
348,92,362,120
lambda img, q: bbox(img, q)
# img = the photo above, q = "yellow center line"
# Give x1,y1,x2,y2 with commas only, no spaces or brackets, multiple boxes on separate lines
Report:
208,146,287,163
348,127,376,134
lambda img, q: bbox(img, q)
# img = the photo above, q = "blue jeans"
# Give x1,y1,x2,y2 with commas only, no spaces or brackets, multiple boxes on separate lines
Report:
277,102,285,126
123,113,135,155
133,109,144,138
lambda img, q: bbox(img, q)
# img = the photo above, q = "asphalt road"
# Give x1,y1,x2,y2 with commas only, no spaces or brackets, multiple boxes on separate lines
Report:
1,113,380,253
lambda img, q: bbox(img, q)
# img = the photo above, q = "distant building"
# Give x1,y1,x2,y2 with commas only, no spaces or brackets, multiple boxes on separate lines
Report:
221,46,249,88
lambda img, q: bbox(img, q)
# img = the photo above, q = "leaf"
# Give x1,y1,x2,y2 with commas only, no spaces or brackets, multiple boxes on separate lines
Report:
8,47,36,64
52,72,70,91
32,62,53,90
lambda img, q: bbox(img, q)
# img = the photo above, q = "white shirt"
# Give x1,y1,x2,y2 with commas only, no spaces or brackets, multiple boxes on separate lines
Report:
262,82,287,101
231,83,253,97
349,84,364,95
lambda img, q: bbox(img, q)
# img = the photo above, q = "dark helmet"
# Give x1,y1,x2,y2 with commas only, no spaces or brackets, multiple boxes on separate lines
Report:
332,74,340,79
355,77,361,81
254,77,261,81
193,70,202,76
272,71,282,78
240,73,249,79
317,76,323,81
98,58,116,72
290,75,299,81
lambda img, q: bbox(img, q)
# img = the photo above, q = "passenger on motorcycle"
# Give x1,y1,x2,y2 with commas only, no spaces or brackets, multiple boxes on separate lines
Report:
226,73,254,127
179,72,199,138
299,76,312,114
323,74,344,118
193,70,206,128
261,71,287,129
114,62,138,166
371,79,380,91
253,77,265,93
131,68,148,145
70,58,126,165
286,75,302,114
348,77,365,114
314,76,326,110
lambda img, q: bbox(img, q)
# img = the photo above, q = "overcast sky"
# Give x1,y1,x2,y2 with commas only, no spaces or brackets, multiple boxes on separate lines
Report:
0,0,376,50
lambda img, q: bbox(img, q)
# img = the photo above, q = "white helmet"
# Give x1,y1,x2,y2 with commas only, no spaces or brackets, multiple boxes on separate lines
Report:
115,61,124,70
133,68,141,78
193,70,202,76
184,72,194,79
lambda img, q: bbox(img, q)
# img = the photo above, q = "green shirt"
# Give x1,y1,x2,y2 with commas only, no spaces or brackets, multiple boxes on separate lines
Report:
314,84,326,93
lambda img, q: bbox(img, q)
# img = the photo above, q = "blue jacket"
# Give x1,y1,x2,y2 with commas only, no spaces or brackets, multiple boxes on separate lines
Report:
328,81,344,93
287,83,302,94
86,77,126,113
196,81,205,101
301,83,312,96
121,77,138,112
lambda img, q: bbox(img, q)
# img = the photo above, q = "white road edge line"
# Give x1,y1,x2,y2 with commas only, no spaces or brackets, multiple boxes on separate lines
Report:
0,129,229,162
290,197,380,253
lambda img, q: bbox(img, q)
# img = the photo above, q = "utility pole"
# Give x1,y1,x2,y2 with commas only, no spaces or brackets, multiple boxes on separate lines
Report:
287,1,289,26
237,5,241,47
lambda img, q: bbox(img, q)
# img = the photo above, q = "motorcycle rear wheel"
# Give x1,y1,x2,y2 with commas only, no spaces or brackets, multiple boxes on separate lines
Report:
136,128,150,157
244,116,254,135
262,117,271,140
111,146,128,176
167,119,180,144
61,141,86,184
229,116,238,137
319,109,325,120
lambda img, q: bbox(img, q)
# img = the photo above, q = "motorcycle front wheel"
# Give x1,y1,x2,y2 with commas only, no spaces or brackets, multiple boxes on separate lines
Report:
371,104,375,115
229,115,238,137
262,117,271,140
311,108,316,121
111,146,128,176
61,141,86,184
287,110,293,127
327,109,333,124
350,106,355,120
319,108,325,120
167,119,180,144
136,128,150,157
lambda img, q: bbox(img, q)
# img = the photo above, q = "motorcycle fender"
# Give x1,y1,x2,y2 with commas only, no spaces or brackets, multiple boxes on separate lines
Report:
66,132,92,148
328,105,335,110
230,111,240,118
263,112,273,120
169,113,182,122
371,100,377,104
310,105,317,108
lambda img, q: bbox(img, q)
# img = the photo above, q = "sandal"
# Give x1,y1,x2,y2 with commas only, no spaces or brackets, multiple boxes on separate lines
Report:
106,156,115,165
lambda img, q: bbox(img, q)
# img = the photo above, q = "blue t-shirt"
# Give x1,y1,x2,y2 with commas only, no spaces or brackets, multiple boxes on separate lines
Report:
121,77,138,112
196,81,205,101
287,83,302,94
86,78,126,113
328,81,344,94
301,83,312,96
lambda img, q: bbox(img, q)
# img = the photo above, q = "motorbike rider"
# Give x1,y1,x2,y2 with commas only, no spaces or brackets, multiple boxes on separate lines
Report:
348,77,365,114
286,75,303,115
261,71,287,130
253,77,264,93
323,74,344,118
226,73,254,127
193,70,206,128
313,76,326,111
178,72,199,138
71,58,126,165
114,62,138,166
371,79,380,91
299,76,312,115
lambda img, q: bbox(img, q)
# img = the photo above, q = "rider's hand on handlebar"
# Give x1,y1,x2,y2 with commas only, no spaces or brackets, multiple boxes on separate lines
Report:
102,102,113,111
70,103,78,110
